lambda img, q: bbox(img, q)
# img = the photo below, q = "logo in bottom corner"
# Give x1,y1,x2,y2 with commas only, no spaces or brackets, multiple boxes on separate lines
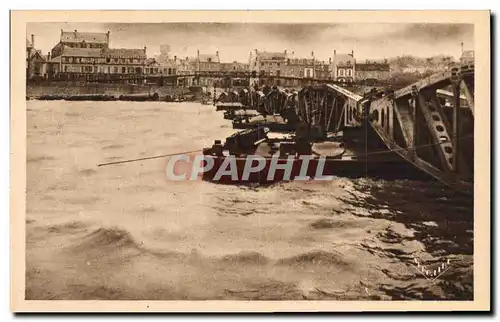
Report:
410,255,455,283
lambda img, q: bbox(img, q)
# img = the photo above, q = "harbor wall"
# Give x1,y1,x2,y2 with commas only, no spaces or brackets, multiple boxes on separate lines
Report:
26,83,190,98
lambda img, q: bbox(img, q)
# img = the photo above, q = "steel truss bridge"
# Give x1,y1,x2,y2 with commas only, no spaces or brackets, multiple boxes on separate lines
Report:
218,65,474,194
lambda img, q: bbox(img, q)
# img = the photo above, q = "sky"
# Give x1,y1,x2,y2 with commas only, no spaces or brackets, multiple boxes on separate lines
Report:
26,22,474,63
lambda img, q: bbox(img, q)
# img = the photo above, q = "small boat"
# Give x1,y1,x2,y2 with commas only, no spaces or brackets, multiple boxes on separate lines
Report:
232,114,295,132
224,109,259,120
215,102,244,111
118,93,159,102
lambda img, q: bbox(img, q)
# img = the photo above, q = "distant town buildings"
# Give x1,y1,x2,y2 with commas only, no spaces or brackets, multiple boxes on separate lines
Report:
50,30,110,58
220,61,248,72
155,45,178,76
26,28,470,86
175,57,195,87
192,51,221,86
26,34,46,79
355,60,391,81
251,50,288,77
331,50,355,82
282,56,330,86
40,30,148,79
460,50,474,66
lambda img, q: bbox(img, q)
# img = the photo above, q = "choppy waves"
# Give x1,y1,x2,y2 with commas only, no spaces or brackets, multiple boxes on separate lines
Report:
26,101,473,301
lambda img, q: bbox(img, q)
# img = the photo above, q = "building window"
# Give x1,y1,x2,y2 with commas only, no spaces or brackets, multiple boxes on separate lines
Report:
94,66,98,73
122,67,126,73
64,66,68,72
114,67,119,74
129,58,133,64
114,58,118,63
347,69,352,77
339,69,345,76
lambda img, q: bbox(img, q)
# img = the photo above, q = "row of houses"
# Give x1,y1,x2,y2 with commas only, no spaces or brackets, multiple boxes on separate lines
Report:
26,29,395,86
26,30,245,87
249,49,391,86
27,30,149,81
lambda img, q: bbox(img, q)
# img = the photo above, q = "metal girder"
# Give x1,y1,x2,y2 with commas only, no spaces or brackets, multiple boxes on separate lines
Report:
452,82,461,172
394,70,452,99
331,99,345,133
297,85,358,134
325,84,363,101
370,124,472,194
393,99,414,150
417,92,455,172
460,79,475,116
302,93,310,123
436,89,468,102
366,66,474,194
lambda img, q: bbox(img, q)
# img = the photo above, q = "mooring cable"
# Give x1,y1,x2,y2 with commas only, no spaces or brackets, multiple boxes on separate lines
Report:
97,134,474,167
97,149,204,167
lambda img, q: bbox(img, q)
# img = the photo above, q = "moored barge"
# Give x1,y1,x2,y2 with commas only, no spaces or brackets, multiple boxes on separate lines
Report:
201,125,425,184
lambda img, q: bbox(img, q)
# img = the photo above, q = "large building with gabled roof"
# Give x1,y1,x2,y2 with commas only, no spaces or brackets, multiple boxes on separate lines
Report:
51,29,110,59
26,34,47,80
45,30,147,79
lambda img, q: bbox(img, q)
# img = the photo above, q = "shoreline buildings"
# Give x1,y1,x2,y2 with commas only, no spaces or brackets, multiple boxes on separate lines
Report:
28,28,462,87
331,50,355,82
26,34,46,80
45,30,147,80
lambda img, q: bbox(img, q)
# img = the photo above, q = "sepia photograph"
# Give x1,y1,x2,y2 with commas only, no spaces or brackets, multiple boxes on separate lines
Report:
11,10,490,312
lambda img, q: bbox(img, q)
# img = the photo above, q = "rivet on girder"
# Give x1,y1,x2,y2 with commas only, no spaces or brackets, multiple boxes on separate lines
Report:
450,70,461,84
411,85,418,97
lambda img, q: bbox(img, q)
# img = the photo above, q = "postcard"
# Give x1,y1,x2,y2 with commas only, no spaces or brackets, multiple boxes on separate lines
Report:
11,10,490,312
